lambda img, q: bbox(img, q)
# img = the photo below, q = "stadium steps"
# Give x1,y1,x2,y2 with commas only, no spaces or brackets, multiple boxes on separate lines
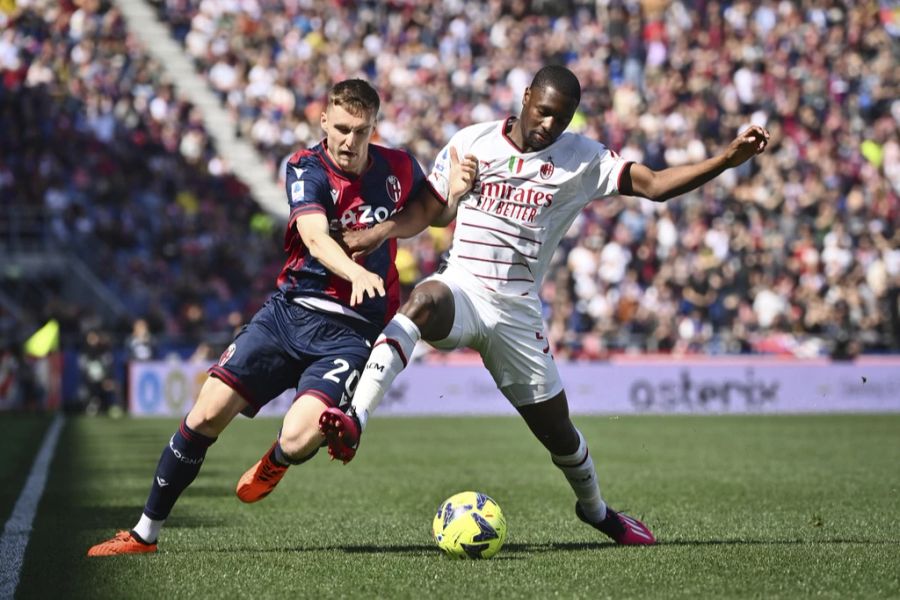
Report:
113,0,288,220
0,252,130,324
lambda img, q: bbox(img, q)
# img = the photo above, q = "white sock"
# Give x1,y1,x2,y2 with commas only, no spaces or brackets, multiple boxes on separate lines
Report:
352,313,420,431
552,429,607,523
133,513,164,544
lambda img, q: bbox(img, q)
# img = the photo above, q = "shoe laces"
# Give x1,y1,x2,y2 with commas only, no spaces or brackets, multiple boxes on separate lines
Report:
257,458,286,482
114,531,133,542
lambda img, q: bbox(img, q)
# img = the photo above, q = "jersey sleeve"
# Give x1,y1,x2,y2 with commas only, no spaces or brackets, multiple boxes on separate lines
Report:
581,141,632,199
284,154,330,222
403,149,430,208
426,131,466,204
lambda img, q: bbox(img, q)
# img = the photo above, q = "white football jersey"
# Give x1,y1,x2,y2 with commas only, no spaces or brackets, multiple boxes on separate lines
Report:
428,118,630,297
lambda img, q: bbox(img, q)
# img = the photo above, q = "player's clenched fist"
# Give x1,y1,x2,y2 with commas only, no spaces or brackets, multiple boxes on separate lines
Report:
724,125,770,168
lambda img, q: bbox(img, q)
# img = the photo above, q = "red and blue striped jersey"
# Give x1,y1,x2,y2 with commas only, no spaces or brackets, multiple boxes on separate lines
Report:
277,141,427,325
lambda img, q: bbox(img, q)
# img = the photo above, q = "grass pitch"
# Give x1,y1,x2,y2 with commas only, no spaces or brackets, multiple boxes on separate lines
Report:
5,414,900,599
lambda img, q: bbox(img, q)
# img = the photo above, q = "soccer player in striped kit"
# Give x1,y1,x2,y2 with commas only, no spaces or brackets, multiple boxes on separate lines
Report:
87,79,474,556
321,65,770,545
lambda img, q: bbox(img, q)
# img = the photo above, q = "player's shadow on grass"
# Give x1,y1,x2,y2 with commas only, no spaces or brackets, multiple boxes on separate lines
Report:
187,538,900,556
188,542,609,557
298,538,900,556
332,541,611,555
659,539,900,546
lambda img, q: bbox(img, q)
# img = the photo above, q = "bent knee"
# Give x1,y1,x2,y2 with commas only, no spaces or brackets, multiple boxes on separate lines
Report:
403,288,441,320
402,283,453,337
278,424,324,460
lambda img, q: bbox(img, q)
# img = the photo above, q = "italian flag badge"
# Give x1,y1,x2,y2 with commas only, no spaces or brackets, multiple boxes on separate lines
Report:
508,156,524,174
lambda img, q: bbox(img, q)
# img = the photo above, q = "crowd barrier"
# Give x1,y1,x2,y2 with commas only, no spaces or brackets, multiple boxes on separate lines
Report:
128,356,900,417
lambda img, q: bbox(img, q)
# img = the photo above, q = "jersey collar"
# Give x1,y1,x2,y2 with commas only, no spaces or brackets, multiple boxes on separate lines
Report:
501,117,559,155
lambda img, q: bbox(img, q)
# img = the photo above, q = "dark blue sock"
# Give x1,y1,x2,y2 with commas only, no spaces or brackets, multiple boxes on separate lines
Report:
144,418,217,520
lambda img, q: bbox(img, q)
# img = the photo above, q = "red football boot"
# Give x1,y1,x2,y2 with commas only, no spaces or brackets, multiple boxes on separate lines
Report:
318,407,361,464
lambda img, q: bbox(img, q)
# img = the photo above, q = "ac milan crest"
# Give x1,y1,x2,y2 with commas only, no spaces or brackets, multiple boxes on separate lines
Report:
540,159,554,180
385,175,402,204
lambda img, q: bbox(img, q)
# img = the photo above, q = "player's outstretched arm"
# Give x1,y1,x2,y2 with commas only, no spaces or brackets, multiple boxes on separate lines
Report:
296,213,385,306
621,125,769,202
343,148,477,258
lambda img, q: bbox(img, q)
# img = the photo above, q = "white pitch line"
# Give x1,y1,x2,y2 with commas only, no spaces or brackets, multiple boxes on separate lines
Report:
0,414,65,599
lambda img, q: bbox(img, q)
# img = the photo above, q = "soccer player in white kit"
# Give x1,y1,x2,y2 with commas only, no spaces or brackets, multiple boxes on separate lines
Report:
319,65,770,545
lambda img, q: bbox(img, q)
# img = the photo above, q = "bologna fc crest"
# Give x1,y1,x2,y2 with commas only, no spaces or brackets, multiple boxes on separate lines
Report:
540,159,554,180
219,343,236,366
386,175,402,204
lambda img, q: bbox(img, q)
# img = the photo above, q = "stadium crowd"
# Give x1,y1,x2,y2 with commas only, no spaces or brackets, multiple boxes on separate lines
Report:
2,0,899,380
1,0,283,355
154,0,899,358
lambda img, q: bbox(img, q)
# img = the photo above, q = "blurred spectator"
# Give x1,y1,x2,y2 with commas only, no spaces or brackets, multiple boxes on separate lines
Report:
126,318,157,361
2,0,899,362
77,329,119,415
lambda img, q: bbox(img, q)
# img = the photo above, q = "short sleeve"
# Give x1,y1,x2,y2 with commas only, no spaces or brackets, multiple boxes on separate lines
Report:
427,133,463,203
581,144,631,199
405,149,428,206
284,155,329,220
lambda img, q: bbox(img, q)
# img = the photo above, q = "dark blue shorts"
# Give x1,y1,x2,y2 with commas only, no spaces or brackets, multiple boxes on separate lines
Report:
208,294,381,417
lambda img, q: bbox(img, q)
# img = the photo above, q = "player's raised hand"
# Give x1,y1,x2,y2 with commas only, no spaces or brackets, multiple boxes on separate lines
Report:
348,266,385,306
343,227,387,260
449,146,478,200
724,125,770,168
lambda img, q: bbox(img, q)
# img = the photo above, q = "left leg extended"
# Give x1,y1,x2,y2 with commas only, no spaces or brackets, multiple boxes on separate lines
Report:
516,391,608,521
515,390,655,545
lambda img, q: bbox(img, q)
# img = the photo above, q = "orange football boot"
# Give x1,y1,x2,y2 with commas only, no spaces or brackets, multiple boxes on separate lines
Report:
235,442,288,503
87,530,157,557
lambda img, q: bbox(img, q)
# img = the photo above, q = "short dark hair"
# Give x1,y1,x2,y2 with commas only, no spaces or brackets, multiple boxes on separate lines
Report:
328,79,380,116
531,65,581,105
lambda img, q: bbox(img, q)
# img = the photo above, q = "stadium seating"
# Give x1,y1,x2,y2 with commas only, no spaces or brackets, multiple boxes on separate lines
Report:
2,0,898,364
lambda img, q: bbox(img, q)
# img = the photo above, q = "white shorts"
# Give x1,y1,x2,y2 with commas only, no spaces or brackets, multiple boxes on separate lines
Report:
422,264,564,407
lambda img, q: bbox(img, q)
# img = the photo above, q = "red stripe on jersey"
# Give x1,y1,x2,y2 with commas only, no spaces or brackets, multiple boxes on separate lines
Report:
208,365,260,408
372,147,415,322
290,204,326,219
473,273,534,283
456,255,529,267
458,238,538,260
424,178,447,205
462,222,541,244
287,148,307,164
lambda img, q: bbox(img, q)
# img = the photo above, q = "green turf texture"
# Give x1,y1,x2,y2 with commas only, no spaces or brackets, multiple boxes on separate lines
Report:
9,414,900,599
